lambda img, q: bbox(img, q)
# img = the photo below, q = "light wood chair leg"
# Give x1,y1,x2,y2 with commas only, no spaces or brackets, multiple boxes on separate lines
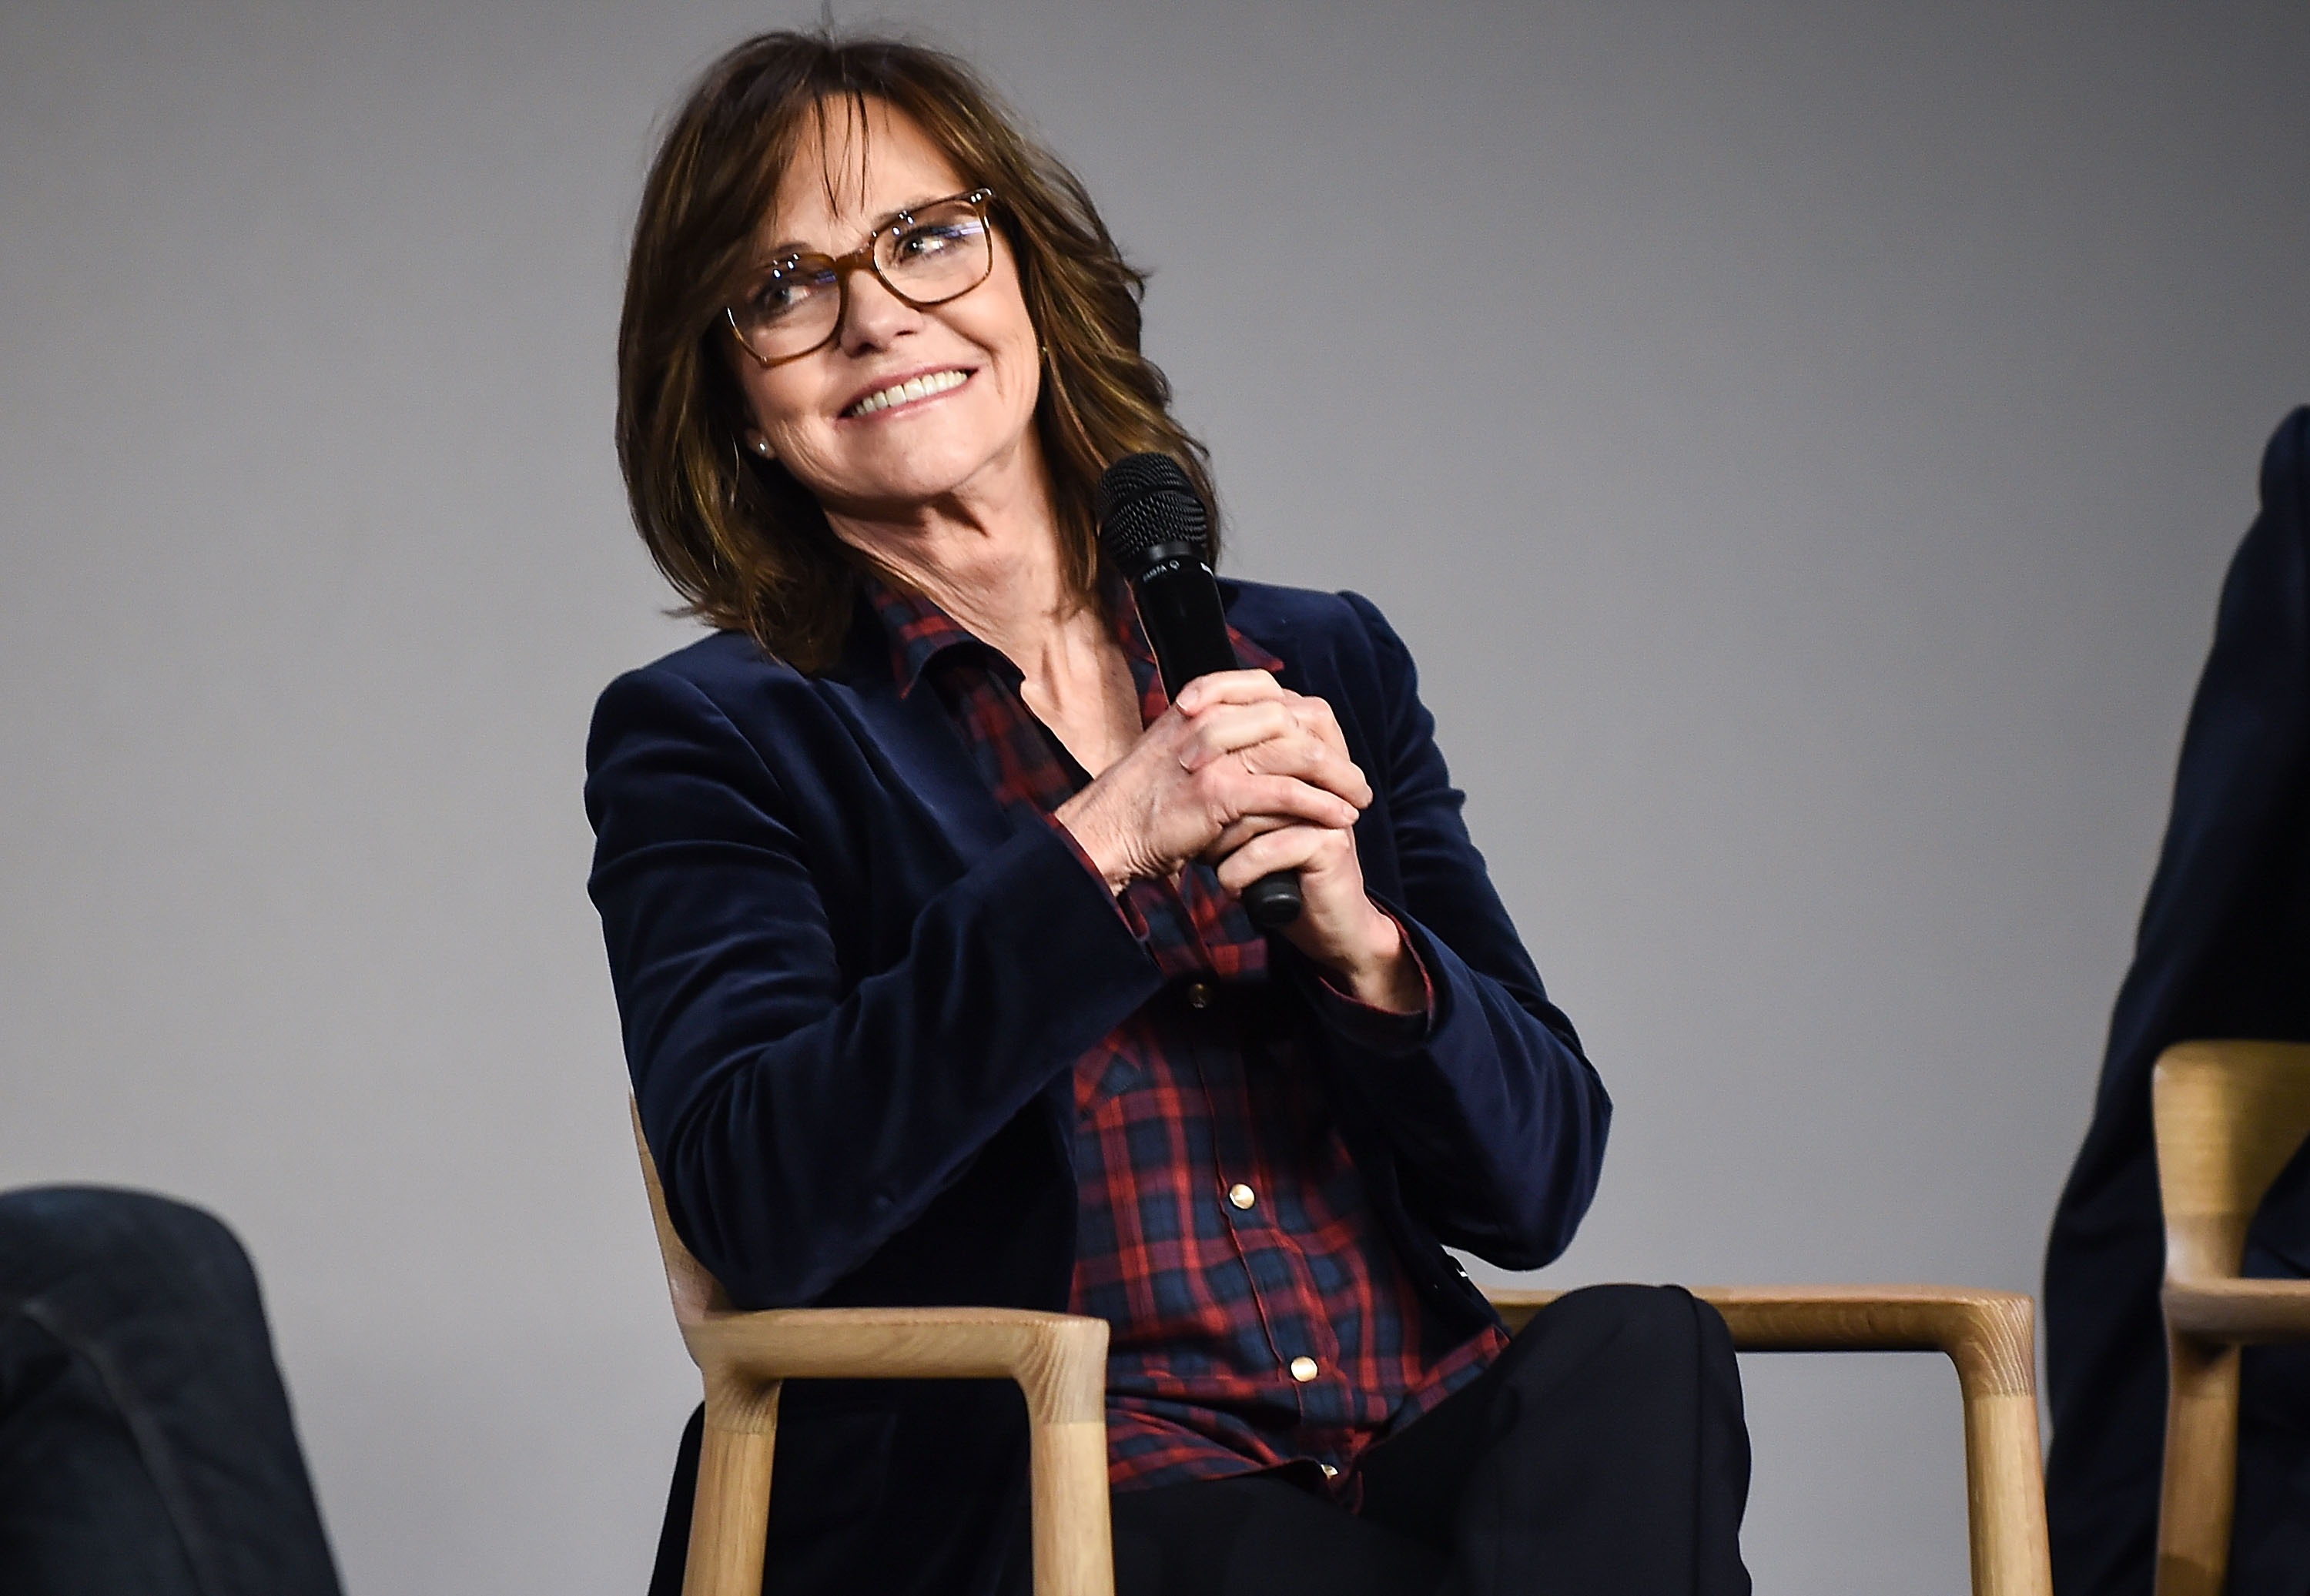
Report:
1947,1295,2054,1596
685,1380,782,1596
1960,1387,2054,1596
2156,1330,2241,1596
1019,1316,1115,1596
1026,1412,1113,1596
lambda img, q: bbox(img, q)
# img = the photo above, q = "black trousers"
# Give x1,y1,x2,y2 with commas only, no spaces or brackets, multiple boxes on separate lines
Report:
1112,1284,1752,1596
0,1186,343,1596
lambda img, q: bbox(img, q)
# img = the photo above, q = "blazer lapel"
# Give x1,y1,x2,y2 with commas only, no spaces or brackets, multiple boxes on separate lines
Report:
1220,581,1300,692
822,598,1019,872
855,673,1019,867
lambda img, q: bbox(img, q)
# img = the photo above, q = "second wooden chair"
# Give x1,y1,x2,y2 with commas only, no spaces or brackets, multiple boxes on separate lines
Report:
2150,1039,2310,1596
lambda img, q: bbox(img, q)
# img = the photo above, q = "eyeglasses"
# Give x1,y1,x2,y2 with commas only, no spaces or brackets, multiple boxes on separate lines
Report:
724,188,996,366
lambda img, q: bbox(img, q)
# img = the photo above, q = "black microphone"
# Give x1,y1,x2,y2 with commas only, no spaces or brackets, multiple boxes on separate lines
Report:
1096,453,1304,930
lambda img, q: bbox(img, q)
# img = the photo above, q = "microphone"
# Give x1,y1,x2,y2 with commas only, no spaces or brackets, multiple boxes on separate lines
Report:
1096,453,1304,930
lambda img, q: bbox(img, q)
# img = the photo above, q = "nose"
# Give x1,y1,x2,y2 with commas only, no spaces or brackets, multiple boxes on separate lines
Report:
835,259,922,354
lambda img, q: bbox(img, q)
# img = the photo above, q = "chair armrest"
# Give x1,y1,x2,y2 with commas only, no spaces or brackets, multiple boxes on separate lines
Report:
2164,1278,2310,1342
1488,1283,2032,1390
679,1304,1108,1427
1485,1284,2049,1596
1702,1284,2033,1393
675,1307,1113,1596
626,1103,1117,1594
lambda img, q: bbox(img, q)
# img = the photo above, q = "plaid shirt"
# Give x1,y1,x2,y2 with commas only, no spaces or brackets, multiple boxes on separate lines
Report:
865,574,1504,1497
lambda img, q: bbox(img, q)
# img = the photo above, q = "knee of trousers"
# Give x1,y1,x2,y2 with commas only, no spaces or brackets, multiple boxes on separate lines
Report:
0,1186,265,1326
1508,1283,1736,1384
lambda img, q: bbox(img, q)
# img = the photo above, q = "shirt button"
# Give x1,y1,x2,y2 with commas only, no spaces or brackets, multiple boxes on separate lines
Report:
1320,1463,1340,1480
1183,981,1214,1009
1227,1183,1257,1211
1289,1356,1319,1383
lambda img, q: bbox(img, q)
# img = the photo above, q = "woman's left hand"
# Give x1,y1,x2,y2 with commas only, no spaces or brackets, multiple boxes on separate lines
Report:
1214,819,1422,1013
1173,680,1422,1015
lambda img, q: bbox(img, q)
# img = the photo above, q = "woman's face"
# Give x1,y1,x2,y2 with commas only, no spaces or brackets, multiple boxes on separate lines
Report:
732,99,1043,523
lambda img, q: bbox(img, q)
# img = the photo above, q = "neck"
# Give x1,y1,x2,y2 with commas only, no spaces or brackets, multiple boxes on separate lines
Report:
825,439,1094,670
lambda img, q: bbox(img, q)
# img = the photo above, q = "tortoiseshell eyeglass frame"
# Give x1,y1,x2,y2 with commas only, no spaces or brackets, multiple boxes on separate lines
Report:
724,187,997,368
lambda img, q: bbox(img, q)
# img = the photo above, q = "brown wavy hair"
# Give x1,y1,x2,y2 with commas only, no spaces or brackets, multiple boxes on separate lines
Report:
616,31,1217,671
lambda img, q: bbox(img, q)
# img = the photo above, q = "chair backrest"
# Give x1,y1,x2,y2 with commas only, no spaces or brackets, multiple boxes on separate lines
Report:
629,1099,732,1329
2152,1040,2310,1284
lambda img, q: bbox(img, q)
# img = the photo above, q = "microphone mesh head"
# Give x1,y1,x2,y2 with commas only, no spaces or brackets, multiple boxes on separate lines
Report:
1096,453,1210,574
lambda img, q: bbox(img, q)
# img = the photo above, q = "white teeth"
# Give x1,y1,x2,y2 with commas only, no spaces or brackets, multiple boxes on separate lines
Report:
851,368,967,416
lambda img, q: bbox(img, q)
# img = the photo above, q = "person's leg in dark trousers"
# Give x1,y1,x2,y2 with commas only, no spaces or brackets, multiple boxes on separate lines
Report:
1113,1470,1445,1596
1357,1283,1752,1596
1111,1284,1750,1596
0,1186,343,1596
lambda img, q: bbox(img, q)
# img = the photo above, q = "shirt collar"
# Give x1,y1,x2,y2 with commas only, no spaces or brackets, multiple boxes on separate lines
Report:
859,567,1283,700
862,570,983,698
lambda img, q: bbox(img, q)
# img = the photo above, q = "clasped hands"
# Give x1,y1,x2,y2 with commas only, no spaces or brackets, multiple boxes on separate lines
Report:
1053,670,1423,1015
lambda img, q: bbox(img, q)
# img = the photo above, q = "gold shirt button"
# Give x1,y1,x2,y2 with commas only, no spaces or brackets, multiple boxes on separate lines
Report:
1227,1183,1257,1210
1184,981,1214,1009
1289,1356,1319,1383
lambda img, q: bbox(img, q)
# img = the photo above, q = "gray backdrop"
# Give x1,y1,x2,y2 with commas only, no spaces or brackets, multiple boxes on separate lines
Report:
4,2,2305,1591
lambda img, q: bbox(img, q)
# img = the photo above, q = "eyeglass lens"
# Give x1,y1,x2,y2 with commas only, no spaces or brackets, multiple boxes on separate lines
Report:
732,196,992,362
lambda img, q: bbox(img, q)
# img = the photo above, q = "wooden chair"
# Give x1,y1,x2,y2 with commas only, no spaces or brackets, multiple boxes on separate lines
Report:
633,1106,2053,1596
2150,1039,2310,1596
1485,1287,2050,1596
630,1104,1111,1596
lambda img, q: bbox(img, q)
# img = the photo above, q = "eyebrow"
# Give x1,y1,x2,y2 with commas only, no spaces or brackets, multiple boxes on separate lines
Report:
761,191,963,260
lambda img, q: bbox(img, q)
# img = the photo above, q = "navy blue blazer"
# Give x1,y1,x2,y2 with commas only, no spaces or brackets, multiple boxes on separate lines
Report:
2044,407,2310,1596
586,578,1610,1596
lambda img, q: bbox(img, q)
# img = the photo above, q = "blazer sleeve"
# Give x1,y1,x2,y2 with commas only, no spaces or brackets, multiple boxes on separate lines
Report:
1302,591,1612,1271
586,664,1164,1307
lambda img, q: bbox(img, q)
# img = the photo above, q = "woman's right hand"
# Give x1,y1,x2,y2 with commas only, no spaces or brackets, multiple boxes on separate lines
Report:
1053,669,1372,894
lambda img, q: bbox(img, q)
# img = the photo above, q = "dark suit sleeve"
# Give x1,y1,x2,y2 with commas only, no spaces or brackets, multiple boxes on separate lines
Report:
586,664,1163,1307
1301,592,1612,1270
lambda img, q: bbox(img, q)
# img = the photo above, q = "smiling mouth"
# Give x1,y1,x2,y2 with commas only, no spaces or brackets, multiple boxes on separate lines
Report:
844,368,972,419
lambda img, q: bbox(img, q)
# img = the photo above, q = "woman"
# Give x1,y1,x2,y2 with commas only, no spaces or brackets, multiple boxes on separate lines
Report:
590,31,1749,1596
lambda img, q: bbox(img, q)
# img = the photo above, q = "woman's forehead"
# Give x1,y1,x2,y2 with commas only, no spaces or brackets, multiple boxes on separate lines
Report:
765,96,966,245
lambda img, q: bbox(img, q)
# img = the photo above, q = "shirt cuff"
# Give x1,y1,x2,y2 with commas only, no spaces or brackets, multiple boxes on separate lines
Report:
1304,907,1436,1051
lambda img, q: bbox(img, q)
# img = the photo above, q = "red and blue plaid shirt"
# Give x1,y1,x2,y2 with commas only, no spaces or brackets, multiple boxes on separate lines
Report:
865,573,1502,1495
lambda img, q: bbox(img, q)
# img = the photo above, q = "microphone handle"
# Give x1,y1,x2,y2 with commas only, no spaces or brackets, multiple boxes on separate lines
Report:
1238,871,1306,930
1129,555,1304,928
1131,556,1237,695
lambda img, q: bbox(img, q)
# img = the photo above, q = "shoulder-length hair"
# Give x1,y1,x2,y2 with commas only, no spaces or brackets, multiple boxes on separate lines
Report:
616,31,1217,671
